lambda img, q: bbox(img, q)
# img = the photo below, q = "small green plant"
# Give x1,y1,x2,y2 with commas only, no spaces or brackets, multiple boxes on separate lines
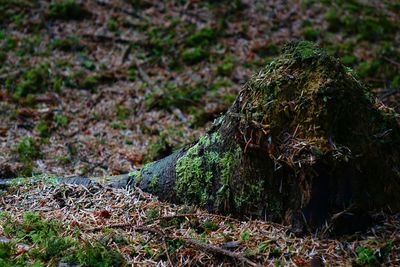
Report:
116,105,130,120
145,82,206,111
16,137,40,163
0,212,126,266
341,54,358,66
240,230,250,242
186,27,218,46
66,241,125,267
303,26,320,41
81,74,99,90
202,219,219,232
50,36,84,52
324,9,342,31
35,120,50,137
48,0,90,20
0,51,6,63
146,207,160,221
217,56,234,76
127,66,137,81
356,246,377,265
182,47,207,64
2,36,17,51
252,43,280,58
107,18,119,32
14,64,51,97
111,121,127,130
55,114,68,127
144,133,171,163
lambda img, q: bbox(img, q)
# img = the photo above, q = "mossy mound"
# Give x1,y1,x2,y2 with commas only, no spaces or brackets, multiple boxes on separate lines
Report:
232,41,400,224
131,41,400,231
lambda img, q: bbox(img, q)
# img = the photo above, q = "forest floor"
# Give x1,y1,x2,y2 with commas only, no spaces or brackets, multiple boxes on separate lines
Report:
0,0,400,266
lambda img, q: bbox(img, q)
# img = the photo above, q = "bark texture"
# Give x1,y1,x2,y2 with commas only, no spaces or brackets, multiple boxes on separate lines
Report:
124,41,400,232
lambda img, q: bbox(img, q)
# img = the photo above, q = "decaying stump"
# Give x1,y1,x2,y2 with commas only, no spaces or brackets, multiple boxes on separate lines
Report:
126,41,400,233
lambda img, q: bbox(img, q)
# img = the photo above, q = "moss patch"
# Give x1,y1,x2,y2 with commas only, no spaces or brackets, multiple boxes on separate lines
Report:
0,211,125,266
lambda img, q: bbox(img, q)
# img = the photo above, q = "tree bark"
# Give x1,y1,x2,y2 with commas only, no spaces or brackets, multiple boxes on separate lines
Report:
122,41,400,233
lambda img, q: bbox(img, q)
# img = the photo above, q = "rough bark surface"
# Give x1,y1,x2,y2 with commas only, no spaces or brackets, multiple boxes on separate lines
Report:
124,41,400,232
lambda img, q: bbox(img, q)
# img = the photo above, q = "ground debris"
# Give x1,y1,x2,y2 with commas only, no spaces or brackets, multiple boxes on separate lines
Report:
0,179,399,266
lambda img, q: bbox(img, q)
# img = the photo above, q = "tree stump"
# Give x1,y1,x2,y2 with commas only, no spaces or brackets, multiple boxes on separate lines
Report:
126,42,400,233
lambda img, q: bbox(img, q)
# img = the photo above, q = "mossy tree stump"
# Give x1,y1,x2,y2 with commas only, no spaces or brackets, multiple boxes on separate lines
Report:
128,41,400,233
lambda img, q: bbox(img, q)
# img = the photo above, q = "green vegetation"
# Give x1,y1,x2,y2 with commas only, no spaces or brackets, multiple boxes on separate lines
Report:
115,105,130,120
182,47,207,64
175,133,222,205
0,0,36,24
35,120,50,138
15,137,40,176
240,230,250,242
0,212,126,266
50,36,84,52
47,0,90,20
144,133,171,163
303,26,320,41
217,55,234,76
356,246,377,266
12,64,51,97
145,82,206,111
186,27,218,47
55,114,68,128
107,18,119,33
16,137,40,163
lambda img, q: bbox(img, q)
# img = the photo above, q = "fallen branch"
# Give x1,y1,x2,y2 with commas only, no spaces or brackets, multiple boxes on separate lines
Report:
86,223,260,266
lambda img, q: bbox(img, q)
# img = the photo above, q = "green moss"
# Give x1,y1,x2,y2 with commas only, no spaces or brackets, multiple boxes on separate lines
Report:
55,114,68,127
0,51,7,63
356,246,377,265
0,212,125,266
127,66,137,81
175,132,223,205
14,64,51,97
216,147,241,204
82,74,99,90
324,9,342,31
287,41,325,61
50,35,84,52
35,120,50,138
341,54,358,66
47,0,90,20
110,121,127,130
186,27,218,46
182,47,207,65
66,241,125,267
150,175,159,191
115,105,130,120
2,36,17,51
144,133,171,163
107,18,119,33
145,82,207,111
217,62,234,76
16,137,40,163
303,27,320,41
128,170,142,185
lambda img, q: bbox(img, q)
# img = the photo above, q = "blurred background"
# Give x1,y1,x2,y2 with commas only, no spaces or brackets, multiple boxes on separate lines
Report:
0,0,399,178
